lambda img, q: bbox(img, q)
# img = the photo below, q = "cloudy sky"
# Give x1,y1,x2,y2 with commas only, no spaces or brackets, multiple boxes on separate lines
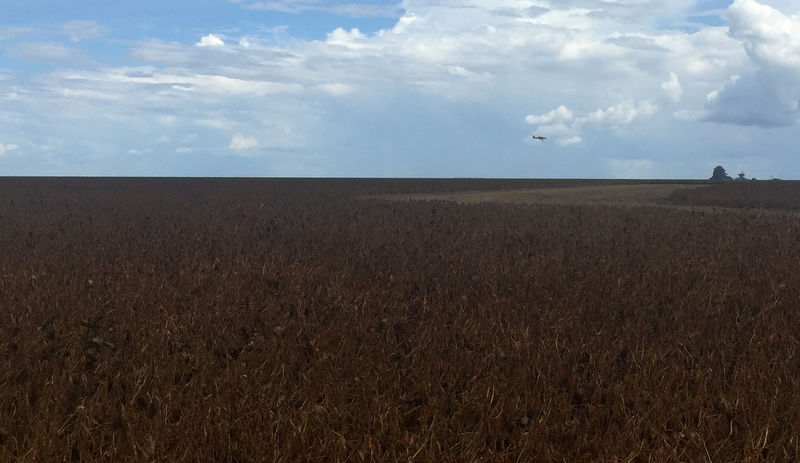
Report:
1,0,799,178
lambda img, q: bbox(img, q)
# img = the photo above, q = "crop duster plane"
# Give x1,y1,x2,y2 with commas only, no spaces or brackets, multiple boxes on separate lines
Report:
532,135,547,141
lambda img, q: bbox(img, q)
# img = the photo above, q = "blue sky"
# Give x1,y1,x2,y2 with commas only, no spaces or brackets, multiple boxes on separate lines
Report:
1,0,800,178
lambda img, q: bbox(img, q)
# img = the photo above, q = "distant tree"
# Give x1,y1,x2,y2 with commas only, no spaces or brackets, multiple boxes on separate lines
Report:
710,165,732,181
737,171,746,181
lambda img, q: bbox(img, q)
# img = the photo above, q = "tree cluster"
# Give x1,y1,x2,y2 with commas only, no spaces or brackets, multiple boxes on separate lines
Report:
711,166,754,181
710,165,732,181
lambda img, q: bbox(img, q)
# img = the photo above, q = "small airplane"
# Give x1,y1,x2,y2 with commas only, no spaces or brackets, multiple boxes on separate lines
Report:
532,135,547,141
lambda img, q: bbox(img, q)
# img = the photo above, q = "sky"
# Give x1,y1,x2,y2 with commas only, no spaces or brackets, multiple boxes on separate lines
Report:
1,0,800,178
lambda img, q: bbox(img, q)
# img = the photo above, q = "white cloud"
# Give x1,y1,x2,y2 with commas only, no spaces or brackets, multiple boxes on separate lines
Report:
586,100,659,128
526,99,660,146
162,0,753,160
440,65,475,78
61,68,302,97
318,83,354,95
0,142,18,156
196,34,225,47
325,27,368,49
560,136,582,146
728,0,800,70
229,134,258,150
60,20,107,42
524,105,583,146
127,148,153,155
661,72,682,102
525,106,573,126
705,0,800,126
2,0,789,176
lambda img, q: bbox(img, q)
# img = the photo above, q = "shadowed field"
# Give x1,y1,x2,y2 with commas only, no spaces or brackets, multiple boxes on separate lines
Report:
668,180,800,210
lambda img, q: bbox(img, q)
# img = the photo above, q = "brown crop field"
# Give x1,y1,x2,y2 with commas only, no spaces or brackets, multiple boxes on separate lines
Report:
2,178,800,462
668,181,800,210
389,183,707,207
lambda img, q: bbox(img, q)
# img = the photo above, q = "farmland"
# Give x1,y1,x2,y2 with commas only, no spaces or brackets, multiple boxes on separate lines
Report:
2,178,800,461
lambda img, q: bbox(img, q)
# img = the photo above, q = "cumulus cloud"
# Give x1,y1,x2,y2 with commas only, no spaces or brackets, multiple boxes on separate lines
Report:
196,34,225,47
229,134,258,151
525,106,573,126
587,100,659,127
728,0,800,70
325,27,368,49
705,0,800,126
0,0,779,176
526,99,660,146
0,142,18,156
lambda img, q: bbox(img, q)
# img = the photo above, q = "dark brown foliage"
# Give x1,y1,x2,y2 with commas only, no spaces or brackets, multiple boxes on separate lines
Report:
1,178,800,461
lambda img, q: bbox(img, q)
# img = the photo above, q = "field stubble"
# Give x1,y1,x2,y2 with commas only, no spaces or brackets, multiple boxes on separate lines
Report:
1,178,800,461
